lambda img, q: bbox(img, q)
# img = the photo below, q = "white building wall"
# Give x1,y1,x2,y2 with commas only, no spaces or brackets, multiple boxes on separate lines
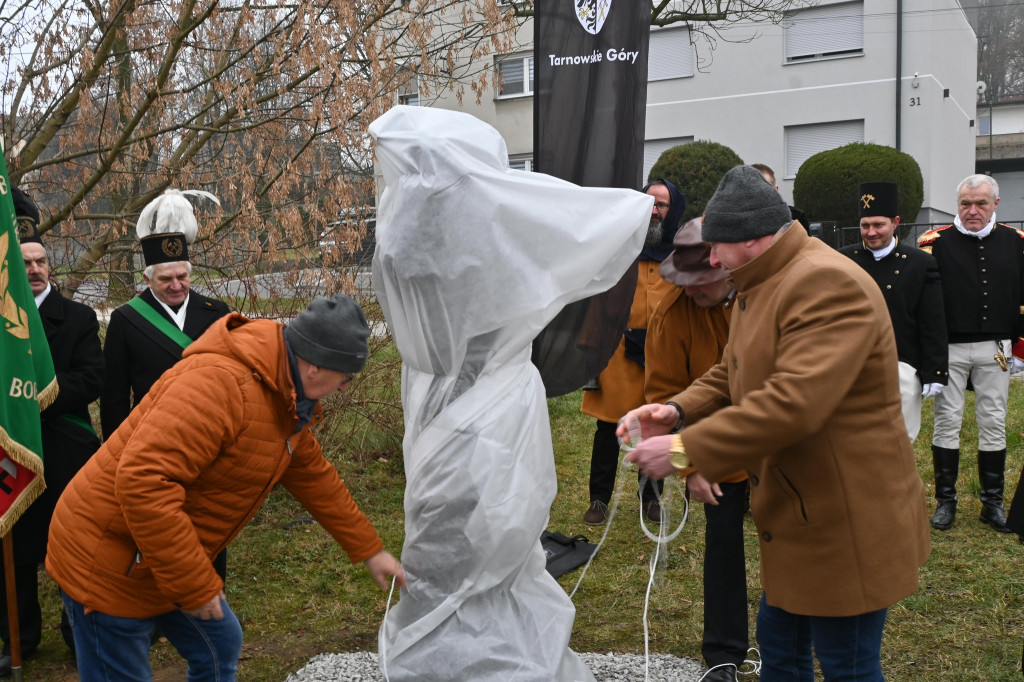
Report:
425,0,976,225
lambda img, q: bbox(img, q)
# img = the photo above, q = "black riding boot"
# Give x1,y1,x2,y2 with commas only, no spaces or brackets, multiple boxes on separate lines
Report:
978,449,1012,532
930,446,959,530
1006,464,1024,541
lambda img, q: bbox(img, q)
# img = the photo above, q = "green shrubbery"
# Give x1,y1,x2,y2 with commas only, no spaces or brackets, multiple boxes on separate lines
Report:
794,143,924,227
648,141,744,222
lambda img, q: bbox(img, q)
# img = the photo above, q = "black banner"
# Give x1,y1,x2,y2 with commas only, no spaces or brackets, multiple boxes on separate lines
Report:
531,0,652,397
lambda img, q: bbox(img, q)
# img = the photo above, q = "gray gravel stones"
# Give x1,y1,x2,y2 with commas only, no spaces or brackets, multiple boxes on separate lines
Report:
285,650,711,681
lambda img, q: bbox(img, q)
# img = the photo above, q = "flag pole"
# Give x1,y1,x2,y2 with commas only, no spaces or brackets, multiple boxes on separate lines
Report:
2,532,23,681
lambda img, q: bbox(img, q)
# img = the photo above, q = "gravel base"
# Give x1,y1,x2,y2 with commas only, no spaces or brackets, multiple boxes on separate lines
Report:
285,651,714,681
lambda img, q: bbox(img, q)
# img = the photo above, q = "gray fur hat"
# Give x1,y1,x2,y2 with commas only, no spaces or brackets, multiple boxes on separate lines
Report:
287,294,370,373
701,165,792,243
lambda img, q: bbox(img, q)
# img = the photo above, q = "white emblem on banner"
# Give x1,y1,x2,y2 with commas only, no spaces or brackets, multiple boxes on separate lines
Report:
575,0,611,35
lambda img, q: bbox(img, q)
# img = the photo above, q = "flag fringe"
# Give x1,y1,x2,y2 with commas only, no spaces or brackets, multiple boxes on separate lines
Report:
0,431,45,538
36,376,58,412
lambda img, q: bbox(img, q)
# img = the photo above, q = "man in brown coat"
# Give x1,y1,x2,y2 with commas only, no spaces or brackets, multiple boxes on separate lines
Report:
646,217,748,682
623,166,930,680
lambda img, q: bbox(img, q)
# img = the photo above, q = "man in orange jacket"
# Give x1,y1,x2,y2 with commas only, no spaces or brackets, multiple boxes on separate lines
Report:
47,294,405,682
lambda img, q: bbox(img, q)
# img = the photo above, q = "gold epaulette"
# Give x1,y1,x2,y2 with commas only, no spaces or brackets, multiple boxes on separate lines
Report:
1002,223,1024,238
917,224,952,253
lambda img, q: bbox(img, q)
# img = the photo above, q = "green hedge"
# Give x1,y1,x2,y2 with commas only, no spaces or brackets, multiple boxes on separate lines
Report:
793,143,924,227
648,140,744,222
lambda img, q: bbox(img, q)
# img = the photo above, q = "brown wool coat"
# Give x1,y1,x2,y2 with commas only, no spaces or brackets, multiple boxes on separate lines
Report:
672,225,930,617
582,259,675,422
46,314,384,618
645,288,745,484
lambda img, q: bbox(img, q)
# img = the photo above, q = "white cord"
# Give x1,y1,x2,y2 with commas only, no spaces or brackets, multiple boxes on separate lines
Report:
380,575,397,682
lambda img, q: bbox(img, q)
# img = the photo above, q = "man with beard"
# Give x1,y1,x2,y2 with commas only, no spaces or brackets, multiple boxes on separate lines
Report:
2,188,104,671
581,178,684,525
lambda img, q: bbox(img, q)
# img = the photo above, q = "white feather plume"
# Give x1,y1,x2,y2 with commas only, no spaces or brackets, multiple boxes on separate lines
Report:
135,188,221,244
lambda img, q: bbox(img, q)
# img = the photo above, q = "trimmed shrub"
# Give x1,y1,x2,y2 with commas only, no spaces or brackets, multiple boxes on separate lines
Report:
648,140,744,222
793,143,924,227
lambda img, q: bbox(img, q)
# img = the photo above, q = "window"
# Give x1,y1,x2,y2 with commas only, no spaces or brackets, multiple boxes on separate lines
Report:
497,55,534,98
508,157,534,172
784,120,864,178
784,1,863,63
648,28,694,81
978,115,991,136
397,69,419,106
643,137,693,181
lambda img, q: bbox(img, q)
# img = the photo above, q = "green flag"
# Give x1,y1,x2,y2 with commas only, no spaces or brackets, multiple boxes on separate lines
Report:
0,154,54,537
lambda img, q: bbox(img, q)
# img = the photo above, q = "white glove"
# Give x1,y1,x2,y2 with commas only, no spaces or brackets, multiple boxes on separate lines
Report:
921,383,944,399
1012,358,1024,375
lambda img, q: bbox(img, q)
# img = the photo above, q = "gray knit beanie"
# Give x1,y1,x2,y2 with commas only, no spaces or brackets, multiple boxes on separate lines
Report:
701,165,793,243
287,294,370,373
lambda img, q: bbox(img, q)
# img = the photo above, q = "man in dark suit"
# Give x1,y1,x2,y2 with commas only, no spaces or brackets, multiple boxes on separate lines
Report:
100,189,230,439
3,188,104,672
840,181,948,442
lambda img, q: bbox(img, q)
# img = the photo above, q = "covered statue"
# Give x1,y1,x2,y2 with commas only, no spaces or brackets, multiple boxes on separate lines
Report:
371,105,652,680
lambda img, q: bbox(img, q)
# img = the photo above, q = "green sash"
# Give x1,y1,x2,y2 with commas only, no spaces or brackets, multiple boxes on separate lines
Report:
126,297,193,350
60,414,98,438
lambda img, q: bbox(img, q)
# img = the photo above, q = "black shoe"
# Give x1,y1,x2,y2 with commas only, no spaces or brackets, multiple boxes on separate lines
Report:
931,500,956,530
583,500,608,525
980,504,1012,533
702,663,738,682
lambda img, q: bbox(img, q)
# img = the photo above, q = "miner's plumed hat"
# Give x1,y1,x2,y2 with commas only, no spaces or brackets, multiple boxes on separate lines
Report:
13,187,42,245
858,182,899,219
137,188,220,266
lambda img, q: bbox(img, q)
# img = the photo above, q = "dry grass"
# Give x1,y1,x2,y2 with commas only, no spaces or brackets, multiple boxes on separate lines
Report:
25,377,1024,681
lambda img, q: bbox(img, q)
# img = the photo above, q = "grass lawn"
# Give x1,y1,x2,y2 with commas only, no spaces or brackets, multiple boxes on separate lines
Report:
25,381,1024,681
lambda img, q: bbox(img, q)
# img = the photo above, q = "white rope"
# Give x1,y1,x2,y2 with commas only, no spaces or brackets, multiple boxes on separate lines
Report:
380,575,397,682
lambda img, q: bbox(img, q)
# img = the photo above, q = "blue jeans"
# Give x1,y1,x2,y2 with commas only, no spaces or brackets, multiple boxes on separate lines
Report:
756,592,887,681
62,591,243,682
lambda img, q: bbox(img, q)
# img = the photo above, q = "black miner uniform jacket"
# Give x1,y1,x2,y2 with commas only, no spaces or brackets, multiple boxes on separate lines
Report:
840,238,949,386
918,223,1024,345
12,288,103,565
100,287,230,439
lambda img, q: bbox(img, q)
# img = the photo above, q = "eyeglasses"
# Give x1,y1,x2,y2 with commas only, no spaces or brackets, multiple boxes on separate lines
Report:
654,202,670,210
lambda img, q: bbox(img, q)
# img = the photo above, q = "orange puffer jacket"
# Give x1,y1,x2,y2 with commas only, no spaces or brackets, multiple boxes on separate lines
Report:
46,314,384,618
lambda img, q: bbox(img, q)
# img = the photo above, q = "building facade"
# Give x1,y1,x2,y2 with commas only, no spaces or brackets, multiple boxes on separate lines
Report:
418,0,977,225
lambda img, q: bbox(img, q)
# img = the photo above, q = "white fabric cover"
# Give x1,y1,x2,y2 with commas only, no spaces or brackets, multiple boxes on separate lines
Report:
371,106,651,681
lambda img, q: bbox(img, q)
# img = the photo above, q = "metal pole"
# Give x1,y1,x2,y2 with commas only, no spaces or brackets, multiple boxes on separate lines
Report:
896,0,903,150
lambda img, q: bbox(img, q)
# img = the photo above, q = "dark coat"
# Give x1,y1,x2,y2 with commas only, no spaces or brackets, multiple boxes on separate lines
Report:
839,239,948,385
918,223,1024,343
11,288,103,565
100,288,229,439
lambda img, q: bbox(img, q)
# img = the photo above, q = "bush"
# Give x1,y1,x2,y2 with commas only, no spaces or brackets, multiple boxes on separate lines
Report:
648,141,744,222
793,143,924,227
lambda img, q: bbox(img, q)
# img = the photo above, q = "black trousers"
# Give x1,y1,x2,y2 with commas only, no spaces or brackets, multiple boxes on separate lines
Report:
588,419,661,504
701,480,750,668
0,563,42,657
